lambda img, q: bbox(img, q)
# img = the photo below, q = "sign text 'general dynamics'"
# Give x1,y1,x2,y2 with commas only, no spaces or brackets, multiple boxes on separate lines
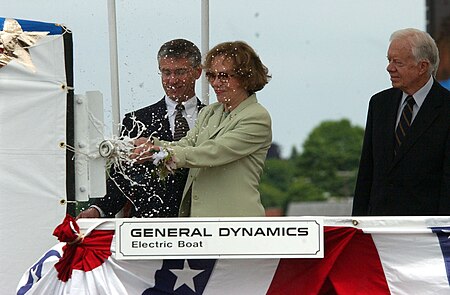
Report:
115,217,323,259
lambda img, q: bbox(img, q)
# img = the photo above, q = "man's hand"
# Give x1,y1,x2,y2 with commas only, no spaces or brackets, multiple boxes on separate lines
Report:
76,207,100,219
130,137,160,164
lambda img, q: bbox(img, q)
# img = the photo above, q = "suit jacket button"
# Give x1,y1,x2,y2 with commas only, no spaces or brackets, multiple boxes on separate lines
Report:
193,195,199,200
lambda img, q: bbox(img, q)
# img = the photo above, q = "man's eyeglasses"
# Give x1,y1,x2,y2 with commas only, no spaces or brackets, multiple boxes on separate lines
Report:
205,71,235,83
159,68,191,78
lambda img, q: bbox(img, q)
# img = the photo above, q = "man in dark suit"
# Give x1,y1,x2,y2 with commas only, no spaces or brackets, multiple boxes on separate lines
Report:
352,28,450,216
77,39,203,218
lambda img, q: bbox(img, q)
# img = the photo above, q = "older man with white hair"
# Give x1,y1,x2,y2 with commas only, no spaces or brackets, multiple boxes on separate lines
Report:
353,28,450,216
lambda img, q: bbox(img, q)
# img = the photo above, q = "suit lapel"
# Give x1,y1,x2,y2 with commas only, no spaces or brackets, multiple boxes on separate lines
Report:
196,98,206,111
208,94,258,139
385,91,402,164
151,97,172,141
391,82,443,166
207,108,226,139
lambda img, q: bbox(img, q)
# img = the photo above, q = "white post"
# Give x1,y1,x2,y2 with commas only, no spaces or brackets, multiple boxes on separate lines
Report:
201,0,210,105
73,92,107,202
107,0,121,136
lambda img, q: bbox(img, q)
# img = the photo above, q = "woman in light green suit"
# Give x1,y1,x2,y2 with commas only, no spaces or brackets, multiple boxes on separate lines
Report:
134,41,272,217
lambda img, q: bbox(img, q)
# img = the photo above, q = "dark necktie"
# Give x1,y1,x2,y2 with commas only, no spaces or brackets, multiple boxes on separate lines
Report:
394,95,415,154
173,104,190,141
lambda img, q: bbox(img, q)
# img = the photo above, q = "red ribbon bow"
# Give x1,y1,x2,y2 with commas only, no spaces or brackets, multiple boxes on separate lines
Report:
52,214,114,282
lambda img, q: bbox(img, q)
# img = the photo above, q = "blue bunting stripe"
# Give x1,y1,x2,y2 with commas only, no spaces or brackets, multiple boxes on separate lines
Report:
0,17,63,34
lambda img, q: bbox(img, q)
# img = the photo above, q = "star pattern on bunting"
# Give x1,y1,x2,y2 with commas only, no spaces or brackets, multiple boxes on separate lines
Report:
0,18,48,71
170,260,205,292
141,259,216,295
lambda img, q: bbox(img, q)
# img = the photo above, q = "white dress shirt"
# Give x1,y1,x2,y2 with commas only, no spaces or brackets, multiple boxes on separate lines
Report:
165,95,200,137
396,76,433,127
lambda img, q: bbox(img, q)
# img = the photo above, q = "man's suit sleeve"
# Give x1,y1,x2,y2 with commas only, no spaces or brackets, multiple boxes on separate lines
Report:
352,100,374,216
91,173,128,217
439,104,450,214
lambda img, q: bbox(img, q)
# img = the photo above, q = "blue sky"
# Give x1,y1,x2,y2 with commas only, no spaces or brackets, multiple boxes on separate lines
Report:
2,0,426,156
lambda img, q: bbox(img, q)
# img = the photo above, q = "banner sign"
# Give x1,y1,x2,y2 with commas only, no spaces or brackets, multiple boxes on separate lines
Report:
115,217,323,259
0,17,71,294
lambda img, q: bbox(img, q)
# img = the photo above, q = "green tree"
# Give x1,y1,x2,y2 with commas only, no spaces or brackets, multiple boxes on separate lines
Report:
259,182,285,208
259,120,364,212
261,158,295,190
294,119,364,197
290,146,299,159
283,177,326,210
259,158,295,209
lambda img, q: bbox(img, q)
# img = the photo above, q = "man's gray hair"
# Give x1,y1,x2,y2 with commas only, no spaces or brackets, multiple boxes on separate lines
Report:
157,39,201,68
390,28,440,76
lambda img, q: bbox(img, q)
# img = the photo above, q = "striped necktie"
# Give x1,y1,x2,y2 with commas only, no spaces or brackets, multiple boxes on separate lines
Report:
173,104,189,141
394,95,415,154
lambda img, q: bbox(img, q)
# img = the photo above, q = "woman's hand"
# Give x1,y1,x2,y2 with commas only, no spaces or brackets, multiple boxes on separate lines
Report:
130,137,160,164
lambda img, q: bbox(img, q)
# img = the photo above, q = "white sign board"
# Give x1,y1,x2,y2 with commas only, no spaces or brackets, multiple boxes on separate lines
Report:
115,217,323,259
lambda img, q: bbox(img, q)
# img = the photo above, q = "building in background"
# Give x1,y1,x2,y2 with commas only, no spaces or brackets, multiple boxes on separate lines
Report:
427,0,450,89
